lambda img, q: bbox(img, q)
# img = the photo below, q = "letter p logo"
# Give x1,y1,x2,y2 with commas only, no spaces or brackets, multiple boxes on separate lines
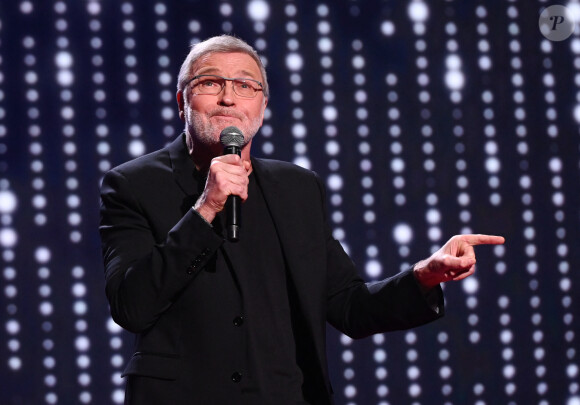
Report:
539,5,575,41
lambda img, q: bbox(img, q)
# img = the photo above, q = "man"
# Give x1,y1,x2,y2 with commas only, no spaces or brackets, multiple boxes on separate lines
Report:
99,35,504,404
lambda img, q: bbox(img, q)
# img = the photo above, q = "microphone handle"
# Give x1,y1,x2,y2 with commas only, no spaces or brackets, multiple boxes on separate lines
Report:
224,145,241,242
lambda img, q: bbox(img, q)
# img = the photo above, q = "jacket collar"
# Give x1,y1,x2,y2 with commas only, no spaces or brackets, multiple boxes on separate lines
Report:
167,133,205,196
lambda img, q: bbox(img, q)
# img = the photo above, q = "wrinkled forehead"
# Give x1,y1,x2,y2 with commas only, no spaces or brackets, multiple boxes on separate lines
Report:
192,52,263,81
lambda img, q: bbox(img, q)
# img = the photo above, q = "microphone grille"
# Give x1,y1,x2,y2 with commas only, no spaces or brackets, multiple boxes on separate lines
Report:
220,126,244,147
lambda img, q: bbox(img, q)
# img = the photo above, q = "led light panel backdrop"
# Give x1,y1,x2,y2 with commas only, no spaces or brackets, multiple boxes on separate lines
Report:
1,1,579,404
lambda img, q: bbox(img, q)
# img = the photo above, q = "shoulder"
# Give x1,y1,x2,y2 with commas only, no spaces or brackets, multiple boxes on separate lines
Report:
252,157,325,198
106,135,186,181
252,157,319,180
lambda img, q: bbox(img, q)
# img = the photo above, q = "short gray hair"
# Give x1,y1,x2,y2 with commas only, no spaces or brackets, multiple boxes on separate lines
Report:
177,35,269,98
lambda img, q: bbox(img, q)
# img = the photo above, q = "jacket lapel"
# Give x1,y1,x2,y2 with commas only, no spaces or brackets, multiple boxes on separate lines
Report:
251,158,332,400
167,133,204,196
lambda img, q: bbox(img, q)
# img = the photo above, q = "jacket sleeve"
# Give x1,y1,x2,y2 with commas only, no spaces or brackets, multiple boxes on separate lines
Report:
318,176,444,339
99,168,223,333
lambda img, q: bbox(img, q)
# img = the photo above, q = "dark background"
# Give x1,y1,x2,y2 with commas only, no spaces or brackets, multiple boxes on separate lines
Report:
1,1,579,404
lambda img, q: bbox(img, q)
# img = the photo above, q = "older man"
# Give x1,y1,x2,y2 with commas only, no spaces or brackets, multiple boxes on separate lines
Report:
99,35,504,404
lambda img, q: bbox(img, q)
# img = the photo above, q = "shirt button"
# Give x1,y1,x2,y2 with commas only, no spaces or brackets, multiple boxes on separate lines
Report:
232,316,244,327
231,371,242,383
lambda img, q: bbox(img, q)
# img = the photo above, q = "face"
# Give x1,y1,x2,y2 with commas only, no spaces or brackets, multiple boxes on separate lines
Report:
178,52,268,153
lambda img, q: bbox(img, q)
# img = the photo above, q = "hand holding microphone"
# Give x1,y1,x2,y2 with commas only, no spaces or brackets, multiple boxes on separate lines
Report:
193,126,248,241
220,126,245,242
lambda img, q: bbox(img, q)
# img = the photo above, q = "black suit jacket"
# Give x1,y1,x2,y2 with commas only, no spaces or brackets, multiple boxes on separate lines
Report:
99,134,444,404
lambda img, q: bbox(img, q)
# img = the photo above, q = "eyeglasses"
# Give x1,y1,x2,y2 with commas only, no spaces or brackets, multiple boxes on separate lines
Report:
184,74,263,99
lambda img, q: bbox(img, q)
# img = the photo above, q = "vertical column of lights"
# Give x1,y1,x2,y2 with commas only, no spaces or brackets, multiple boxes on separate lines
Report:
2,1,28,384
53,2,91,404
246,0,277,158
22,2,58,402
472,5,510,404
313,3,354,402
502,4,525,401
443,4,477,403
403,2,433,402
283,2,308,168
85,2,125,402
154,3,176,142
540,31,559,404
247,1,272,157
372,19,397,405
121,2,145,161
350,38,382,283
542,26,575,401
440,14,462,397
88,1,111,403
569,28,580,403
350,36,387,405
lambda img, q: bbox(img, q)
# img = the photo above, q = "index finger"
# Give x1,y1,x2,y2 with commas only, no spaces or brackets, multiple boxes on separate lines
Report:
461,234,505,246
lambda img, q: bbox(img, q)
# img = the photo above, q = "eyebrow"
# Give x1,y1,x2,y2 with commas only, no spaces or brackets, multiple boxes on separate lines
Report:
195,67,259,80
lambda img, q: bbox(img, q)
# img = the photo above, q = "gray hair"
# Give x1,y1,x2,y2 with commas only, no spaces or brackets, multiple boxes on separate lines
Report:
177,35,269,98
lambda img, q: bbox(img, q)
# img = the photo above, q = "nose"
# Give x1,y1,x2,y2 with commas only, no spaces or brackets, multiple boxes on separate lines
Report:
217,81,235,106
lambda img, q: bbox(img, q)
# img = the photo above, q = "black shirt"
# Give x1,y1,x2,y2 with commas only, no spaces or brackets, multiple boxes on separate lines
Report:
215,172,308,404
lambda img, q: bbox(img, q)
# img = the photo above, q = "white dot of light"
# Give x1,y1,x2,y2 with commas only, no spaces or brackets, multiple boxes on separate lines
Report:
500,329,513,344
35,246,51,263
57,70,74,86
247,0,270,21
426,208,441,224
409,383,422,397
485,157,501,173
318,38,333,53
112,389,124,403
292,123,307,138
344,385,357,398
393,223,413,245
323,106,338,121
74,301,88,315
0,228,17,247
407,365,420,380
376,367,387,380
462,277,479,294
293,156,311,170
342,350,354,363
76,336,90,351
549,157,562,172
408,0,429,22
128,140,145,157
445,70,465,90
8,357,22,370
72,283,87,297
285,53,303,71
327,174,343,191
365,260,382,278
503,364,516,379
381,21,395,36
6,319,20,334
55,51,73,69
390,158,405,173
326,140,340,156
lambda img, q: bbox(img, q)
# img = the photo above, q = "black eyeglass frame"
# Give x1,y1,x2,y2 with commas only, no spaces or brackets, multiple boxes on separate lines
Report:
183,74,264,98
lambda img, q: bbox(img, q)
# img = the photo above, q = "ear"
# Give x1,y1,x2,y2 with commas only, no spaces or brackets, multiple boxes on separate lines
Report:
259,97,268,125
176,91,185,121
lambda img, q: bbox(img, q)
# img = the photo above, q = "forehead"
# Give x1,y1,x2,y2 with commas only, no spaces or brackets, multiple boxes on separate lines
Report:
193,52,262,79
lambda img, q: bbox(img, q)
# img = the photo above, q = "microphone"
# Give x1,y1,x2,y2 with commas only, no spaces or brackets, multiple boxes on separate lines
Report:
220,126,245,242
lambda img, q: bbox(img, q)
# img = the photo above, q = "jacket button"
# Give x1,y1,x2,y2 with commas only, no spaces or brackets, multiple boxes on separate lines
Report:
232,316,244,326
231,371,242,383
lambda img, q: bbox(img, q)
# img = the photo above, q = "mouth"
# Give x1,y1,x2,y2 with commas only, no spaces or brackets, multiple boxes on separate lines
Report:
210,109,244,121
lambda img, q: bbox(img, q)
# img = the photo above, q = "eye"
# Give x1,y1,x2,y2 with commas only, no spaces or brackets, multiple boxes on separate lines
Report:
200,79,218,87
